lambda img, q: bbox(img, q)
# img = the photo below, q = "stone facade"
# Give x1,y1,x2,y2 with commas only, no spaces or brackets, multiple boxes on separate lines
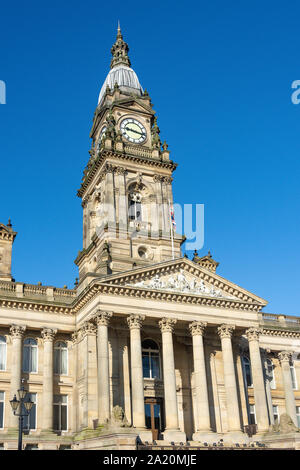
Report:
0,27,299,450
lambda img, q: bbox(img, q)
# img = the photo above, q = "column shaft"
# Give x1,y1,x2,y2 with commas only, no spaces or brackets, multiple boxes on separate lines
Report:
217,325,241,432
159,318,179,430
9,325,26,428
95,311,112,424
127,315,145,428
279,351,297,425
246,329,269,432
189,321,211,432
41,328,56,431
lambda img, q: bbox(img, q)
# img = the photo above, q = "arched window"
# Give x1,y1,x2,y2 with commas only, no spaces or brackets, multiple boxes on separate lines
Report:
265,358,276,389
142,339,160,379
128,191,142,221
242,355,253,387
54,341,68,375
23,338,38,373
0,336,6,371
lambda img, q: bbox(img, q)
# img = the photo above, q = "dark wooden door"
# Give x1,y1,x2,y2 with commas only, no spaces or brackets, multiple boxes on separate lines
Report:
145,398,163,441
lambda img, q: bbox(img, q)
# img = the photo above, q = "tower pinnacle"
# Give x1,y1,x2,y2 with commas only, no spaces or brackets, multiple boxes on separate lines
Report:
110,23,131,69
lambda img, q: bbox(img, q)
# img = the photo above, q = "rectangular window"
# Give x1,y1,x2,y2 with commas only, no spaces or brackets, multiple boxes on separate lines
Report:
273,405,279,424
0,392,4,429
296,407,300,428
23,393,36,431
249,404,256,425
53,395,68,431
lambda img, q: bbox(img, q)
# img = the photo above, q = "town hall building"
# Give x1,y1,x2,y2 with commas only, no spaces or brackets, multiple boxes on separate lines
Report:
0,26,300,450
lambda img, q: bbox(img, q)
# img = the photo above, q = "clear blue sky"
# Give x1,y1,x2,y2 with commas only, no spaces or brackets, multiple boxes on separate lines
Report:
0,0,299,315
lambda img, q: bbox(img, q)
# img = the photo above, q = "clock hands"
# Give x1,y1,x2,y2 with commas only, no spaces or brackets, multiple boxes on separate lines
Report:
125,126,145,137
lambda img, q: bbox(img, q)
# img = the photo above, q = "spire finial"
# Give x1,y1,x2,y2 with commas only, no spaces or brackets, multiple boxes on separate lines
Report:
110,24,131,69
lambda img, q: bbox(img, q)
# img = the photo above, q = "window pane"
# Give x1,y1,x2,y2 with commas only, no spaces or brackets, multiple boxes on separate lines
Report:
290,366,297,389
0,338,6,371
23,394,36,430
53,404,59,430
61,405,67,431
0,402,3,428
31,347,37,373
150,355,160,379
142,354,150,378
61,349,67,375
54,349,60,374
23,346,29,372
144,404,151,429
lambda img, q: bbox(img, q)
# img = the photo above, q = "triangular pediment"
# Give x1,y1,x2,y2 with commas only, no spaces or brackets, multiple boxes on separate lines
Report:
99,257,268,307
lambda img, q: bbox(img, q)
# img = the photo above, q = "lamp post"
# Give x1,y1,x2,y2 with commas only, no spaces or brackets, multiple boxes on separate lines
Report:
9,379,34,451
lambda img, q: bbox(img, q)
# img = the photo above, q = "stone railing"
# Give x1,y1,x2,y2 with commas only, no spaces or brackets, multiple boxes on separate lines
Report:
124,144,153,159
260,312,300,330
0,281,16,293
0,281,76,303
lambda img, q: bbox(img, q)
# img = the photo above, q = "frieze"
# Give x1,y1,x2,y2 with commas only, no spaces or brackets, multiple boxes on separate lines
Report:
127,269,237,300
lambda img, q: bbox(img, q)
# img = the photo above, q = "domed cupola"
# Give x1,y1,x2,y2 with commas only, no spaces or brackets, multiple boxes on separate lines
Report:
98,24,143,105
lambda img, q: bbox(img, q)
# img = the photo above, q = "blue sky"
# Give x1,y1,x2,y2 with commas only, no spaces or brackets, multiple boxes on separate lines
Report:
0,0,299,315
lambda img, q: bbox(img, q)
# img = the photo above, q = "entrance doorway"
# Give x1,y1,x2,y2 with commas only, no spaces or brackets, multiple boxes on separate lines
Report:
144,398,164,441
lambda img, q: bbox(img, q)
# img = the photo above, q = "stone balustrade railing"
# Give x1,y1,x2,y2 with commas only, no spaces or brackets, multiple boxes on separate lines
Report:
0,281,76,303
260,312,300,330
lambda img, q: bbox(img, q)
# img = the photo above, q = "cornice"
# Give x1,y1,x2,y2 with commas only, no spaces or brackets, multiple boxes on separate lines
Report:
261,328,300,339
78,149,177,198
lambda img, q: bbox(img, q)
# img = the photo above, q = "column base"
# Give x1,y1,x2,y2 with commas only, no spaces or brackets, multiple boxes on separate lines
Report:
222,431,250,445
136,429,153,443
162,429,186,443
192,431,215,442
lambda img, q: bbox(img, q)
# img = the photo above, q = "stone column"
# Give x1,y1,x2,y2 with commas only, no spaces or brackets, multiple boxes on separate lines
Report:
159,317,186,442
9,325,26,428
262,351,274,426
245,328,269,432
127,314,146,429
217,324,241,433
41,328,56,432
94,310,112,424
189,321,211,437
81,321,98,429
278,351,297,426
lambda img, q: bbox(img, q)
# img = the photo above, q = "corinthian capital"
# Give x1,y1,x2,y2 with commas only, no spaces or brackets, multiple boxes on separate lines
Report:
81,321,97,337
10,324,26,339
189,321,207,336
278,351,293,363
94,310,113,326
158,317,177,333
245,327,262,342
127,314,145,330
41,328,57,342
217,324,235,339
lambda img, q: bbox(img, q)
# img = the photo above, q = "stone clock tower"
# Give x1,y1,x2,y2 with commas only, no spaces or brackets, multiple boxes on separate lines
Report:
76,25,184,288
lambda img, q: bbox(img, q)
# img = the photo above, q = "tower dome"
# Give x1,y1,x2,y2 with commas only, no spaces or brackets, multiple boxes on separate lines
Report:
98,25,143,105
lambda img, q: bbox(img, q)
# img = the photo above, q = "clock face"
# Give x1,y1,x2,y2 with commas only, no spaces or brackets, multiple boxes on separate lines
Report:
97,126,107,151
120,118,146,144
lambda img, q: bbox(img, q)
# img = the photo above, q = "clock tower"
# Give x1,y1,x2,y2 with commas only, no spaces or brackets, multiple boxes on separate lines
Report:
76,25,184,288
